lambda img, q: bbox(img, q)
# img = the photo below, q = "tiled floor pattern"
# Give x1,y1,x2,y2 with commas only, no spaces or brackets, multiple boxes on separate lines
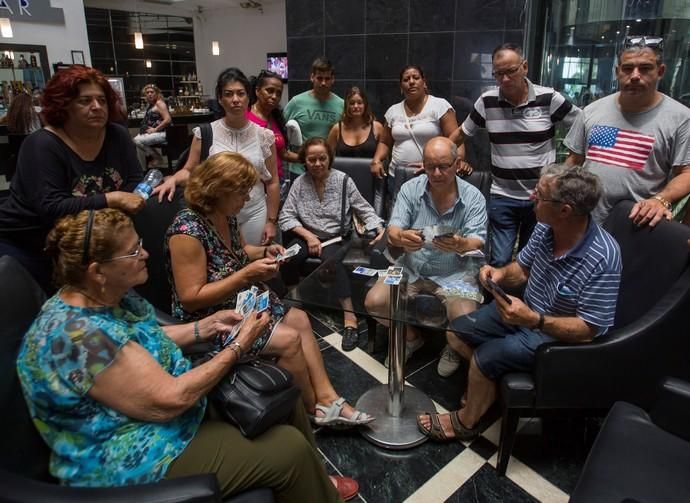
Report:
304,308,594,502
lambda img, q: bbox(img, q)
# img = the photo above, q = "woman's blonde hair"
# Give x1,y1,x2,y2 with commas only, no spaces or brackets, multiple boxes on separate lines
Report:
45,209,133,286
185,152,258,215
142,84,162,100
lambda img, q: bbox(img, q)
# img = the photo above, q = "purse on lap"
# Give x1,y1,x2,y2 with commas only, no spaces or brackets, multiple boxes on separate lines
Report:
210,358,301,438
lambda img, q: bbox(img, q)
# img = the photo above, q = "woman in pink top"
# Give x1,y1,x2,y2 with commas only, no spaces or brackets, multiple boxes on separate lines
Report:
248,70,298,183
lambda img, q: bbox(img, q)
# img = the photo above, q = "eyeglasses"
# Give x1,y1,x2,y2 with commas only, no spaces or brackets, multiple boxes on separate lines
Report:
531,189,563,204
492,61,524,79
424,163,454,173
624,36,664,50
100,239,144,262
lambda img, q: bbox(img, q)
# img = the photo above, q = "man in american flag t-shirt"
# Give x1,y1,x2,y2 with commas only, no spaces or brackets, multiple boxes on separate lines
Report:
564,39,690,225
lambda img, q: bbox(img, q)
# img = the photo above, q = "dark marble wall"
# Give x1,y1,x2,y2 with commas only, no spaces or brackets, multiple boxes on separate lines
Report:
285,0,527,124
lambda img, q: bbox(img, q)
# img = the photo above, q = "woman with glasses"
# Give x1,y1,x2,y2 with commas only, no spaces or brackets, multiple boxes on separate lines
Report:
166,151,374,430
279,138,384,351
156,67,280,246
370,65,471,209
16,207,356,501
0,65,144,292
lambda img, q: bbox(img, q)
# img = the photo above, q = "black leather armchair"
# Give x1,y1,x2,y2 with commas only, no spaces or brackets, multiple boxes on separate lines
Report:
496,200,690,475
132,192,186,315
0,256,273,502
570,378,690,503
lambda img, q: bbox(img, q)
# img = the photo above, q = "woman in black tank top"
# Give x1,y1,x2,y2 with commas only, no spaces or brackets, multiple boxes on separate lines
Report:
327,86,382,159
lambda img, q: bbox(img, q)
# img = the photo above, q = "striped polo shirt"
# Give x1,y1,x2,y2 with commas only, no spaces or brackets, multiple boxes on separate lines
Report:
517,220,621,334
461,79,580,200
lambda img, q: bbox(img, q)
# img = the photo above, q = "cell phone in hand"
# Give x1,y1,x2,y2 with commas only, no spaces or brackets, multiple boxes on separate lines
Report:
434,232,455,240
486,277,512,304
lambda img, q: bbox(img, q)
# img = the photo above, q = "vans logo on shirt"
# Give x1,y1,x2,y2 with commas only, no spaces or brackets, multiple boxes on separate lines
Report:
307,110,338,122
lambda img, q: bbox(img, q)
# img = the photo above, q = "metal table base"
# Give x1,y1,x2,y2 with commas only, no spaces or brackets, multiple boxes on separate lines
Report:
356,384,436,449
356,280,437,449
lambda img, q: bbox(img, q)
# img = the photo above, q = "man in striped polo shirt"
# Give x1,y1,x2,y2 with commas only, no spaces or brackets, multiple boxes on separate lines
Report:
417,164,621,442
451,43,580,267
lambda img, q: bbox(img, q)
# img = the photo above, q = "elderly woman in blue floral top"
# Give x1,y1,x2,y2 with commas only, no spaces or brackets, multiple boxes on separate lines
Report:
16,208,354,501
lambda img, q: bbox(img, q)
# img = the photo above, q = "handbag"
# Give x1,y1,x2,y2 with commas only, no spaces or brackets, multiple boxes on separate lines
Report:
210,358,300,438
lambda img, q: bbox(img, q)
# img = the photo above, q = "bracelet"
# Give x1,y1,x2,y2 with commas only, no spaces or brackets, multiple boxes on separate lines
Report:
652,195,672,210
267,217,278,225
193,321,201,342
228,341,243,359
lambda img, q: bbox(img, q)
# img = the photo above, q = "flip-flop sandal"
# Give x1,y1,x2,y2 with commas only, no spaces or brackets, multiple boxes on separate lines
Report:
313,397,375,429
331,475,359,501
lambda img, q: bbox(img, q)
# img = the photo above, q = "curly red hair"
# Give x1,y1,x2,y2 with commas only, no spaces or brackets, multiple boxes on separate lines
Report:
41,65,125,127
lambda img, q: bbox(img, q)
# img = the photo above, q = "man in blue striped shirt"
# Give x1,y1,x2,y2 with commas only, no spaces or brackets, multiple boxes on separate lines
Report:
418,163,621,442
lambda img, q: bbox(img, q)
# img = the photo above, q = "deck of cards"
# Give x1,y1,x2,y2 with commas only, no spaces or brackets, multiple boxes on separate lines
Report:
276,243,301,262
353,266,378,277
383,266,403,285
218,287,270,347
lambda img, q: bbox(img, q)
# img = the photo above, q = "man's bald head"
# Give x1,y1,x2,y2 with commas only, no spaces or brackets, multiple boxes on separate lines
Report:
423,136,458,163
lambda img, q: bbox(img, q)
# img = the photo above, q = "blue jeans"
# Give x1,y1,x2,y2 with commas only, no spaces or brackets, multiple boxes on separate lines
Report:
488,195,536,267
449,302,554,381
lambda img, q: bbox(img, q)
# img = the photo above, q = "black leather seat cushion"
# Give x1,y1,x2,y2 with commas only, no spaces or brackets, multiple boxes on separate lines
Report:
570,401,690,503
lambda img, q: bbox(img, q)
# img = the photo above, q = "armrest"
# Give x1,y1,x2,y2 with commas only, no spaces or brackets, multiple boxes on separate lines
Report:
155,309,180,327
650,377,690,442
0,470,221,503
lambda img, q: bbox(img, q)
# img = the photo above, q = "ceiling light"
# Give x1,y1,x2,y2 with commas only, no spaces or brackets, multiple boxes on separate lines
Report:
0,18,13,38
212,41,220,56
134,32,144,49
146,59,152,68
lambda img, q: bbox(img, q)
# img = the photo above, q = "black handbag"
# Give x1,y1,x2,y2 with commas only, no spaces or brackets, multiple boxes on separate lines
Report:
210,358,301,438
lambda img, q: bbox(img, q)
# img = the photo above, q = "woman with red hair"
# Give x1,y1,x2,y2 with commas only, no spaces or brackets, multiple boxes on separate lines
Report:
0,65,144,291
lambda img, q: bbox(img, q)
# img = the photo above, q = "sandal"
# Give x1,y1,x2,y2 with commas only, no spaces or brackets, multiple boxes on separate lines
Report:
313,397,375,429
416,410,480,442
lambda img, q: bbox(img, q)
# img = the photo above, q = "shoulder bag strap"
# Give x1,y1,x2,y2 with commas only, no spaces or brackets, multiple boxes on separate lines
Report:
403,104,425,159
200,122,213,161
340,173,349,237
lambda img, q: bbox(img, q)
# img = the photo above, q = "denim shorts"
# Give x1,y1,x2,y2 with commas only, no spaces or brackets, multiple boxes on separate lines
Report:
449,302,554,381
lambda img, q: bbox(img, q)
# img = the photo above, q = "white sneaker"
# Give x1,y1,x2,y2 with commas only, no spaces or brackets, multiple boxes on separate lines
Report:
437,345,462,377
384,337,424,368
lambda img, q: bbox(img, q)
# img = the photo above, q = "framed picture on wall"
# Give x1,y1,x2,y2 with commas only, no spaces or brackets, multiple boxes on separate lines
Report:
107,77,126,110
71,50,85,65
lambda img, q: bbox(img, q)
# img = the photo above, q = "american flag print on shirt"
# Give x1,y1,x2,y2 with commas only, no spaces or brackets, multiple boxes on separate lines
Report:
586,125,655,170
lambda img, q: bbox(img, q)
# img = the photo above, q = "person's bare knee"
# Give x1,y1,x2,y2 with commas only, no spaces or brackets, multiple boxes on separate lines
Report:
265,325,301,360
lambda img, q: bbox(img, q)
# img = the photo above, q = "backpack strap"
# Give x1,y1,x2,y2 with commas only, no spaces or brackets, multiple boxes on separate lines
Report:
199,122,213,162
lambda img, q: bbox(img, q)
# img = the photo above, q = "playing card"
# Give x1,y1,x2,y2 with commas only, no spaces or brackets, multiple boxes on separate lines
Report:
386,266,403,276
378,269,389,278
256,291,270,312
384,275,402,285
235,290,248,313
276,243,301,262
353,266,377,276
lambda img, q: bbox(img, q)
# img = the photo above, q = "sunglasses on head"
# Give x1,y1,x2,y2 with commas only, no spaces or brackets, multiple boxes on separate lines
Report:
624,36,664,50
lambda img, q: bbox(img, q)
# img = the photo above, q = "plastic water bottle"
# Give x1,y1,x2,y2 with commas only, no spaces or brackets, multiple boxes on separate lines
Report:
133,169,163,200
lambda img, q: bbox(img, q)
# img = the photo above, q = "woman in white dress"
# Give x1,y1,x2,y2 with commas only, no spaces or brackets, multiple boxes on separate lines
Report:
156,68,280,246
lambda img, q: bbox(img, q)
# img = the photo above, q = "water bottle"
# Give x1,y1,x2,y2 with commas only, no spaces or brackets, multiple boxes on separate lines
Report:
133,169,163,200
